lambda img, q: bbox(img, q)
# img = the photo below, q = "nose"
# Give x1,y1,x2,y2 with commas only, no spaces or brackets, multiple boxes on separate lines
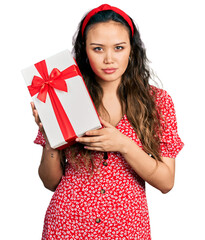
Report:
103,50,114,64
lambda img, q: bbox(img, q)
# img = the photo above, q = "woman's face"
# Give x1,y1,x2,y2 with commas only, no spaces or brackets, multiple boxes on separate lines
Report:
85,21,131,85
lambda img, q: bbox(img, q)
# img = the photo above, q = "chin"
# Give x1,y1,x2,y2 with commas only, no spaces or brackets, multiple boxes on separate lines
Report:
97,73,122,83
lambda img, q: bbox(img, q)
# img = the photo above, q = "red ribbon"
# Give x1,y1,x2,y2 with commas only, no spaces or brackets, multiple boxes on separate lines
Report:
28,60,82,145
81,4,134,37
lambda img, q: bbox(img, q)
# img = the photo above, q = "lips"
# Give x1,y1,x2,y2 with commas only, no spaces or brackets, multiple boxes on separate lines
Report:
102,68,117,74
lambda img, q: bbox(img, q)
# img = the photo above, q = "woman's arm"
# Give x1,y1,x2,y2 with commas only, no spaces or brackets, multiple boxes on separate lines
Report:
120,136,175,194
76,117,175,194
31,102,63,191
38,144,63,192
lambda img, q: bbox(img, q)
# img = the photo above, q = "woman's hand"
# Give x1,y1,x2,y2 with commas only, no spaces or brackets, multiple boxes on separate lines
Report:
76,117,130,153
31,102,62,191
30,102,50,146
31,102,44,131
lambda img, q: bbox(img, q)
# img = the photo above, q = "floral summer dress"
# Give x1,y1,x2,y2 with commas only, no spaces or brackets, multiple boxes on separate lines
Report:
34,87,184,239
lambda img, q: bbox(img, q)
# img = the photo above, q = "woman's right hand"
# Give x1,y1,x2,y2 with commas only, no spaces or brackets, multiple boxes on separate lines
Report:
30,101,51,147
31,102,63,191
30,102,44,132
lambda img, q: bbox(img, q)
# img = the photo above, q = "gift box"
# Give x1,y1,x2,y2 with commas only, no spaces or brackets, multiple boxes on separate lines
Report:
22,49,102,149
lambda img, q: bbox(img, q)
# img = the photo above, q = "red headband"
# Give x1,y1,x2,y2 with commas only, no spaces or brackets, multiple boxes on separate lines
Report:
81,4,134,37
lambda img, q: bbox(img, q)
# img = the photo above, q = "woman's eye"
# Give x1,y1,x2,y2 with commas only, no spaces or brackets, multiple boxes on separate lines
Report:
115,46,124,50
94,47,103,52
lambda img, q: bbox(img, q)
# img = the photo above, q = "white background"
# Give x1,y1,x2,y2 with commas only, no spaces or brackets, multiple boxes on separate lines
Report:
0,0,204,239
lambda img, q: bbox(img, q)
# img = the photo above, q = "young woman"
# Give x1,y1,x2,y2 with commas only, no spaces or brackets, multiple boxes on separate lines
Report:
31,4,184,239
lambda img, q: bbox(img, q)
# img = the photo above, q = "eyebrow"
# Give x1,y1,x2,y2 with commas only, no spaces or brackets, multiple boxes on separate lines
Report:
90,42,127,46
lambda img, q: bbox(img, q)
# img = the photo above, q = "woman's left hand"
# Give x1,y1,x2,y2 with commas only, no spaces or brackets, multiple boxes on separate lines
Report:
76,117,129,153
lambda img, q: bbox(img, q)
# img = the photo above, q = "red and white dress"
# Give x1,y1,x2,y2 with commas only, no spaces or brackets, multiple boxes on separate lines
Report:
34,87,184,239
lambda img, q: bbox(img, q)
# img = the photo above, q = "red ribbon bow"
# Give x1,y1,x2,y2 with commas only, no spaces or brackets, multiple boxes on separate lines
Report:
28,60,81,103
28,59,82,148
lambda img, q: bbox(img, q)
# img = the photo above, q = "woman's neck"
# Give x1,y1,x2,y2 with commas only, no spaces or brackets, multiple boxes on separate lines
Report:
96,77,121,97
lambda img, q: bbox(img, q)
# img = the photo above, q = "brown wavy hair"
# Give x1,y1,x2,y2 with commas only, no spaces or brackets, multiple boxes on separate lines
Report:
62,10,163,173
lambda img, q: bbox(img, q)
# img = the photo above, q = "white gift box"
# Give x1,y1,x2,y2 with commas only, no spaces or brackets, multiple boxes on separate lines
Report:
22,49,101,149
